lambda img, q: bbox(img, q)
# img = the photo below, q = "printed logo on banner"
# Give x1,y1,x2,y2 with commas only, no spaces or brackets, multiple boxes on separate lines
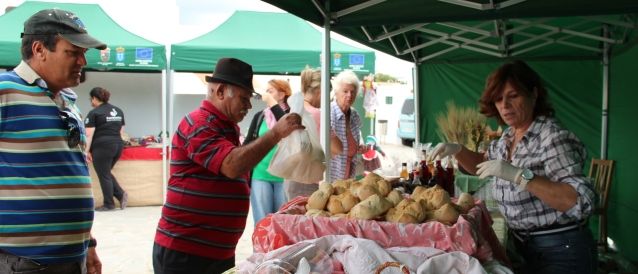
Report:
99,48,110,62
116,47,126,62
136,48,153,61
333,53,342,67
349,54,364,66
348,54,366,71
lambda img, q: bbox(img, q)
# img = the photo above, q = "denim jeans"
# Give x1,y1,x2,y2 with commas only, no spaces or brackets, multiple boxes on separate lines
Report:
0,252,86,274
250,179,286,225
508,227,597,274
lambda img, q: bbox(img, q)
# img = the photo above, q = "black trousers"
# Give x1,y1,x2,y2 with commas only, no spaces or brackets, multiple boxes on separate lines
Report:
152,243,234,274
91,142,124,208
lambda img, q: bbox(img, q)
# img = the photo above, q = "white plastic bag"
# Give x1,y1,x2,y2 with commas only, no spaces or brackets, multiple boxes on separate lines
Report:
268,92,325,183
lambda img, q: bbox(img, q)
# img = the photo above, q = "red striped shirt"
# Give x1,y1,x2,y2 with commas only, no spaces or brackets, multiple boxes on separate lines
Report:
154,100,250,260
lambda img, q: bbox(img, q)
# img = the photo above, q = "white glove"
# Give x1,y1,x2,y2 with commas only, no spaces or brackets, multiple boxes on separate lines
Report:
428,143,462,161
476,160,524,185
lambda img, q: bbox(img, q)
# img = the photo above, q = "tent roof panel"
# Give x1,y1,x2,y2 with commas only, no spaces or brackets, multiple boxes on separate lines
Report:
263,0,638,63
171,10,375,74
0,1,166,71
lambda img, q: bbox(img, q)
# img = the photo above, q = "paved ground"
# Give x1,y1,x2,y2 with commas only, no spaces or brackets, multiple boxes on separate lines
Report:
91,143,417,274
92,206,254,274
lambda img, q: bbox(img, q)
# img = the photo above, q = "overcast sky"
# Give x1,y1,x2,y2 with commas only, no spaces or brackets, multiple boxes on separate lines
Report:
1,0,414,81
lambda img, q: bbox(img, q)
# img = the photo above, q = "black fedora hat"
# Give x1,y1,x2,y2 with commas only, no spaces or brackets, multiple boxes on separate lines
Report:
205,58,257,95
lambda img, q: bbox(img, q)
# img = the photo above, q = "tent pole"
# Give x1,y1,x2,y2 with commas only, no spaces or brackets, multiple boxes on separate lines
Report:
321,0,332,182
165,69,175,202
413,64,420,147
161,69,168,203
601,24,609,159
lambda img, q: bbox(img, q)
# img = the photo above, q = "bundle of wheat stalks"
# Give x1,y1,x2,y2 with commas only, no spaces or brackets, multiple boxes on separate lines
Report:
436,101,487,152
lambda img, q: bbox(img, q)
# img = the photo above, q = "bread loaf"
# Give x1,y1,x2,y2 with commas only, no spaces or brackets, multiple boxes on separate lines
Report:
349,194,393,220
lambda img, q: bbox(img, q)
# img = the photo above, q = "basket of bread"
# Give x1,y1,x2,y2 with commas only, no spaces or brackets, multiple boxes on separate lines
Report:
252,172,494,262
304,172,475,224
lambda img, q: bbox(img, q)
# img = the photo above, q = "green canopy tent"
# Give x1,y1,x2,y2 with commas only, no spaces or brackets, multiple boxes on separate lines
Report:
0,1,170,194
264,0,638,263
168,10,376,149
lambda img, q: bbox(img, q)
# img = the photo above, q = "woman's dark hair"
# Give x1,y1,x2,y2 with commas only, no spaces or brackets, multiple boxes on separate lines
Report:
479,60,554,125
90,87,110,103
21,35,58,60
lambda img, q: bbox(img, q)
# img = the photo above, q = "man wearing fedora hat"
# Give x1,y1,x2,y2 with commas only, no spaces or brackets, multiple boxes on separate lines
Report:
0,8,105,274
153,58,305,273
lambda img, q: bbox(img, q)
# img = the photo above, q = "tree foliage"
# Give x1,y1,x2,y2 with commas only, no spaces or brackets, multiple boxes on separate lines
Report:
374,73,403,83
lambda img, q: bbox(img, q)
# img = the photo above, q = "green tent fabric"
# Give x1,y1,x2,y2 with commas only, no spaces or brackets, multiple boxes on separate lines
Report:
264,0,638,262
170,10,374,75
0,1,166,71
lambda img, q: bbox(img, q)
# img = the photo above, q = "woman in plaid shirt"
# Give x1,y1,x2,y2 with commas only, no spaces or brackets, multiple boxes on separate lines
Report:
430,60,596,274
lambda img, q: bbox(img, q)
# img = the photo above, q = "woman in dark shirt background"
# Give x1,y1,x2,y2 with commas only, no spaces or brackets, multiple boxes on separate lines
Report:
85,87,128,211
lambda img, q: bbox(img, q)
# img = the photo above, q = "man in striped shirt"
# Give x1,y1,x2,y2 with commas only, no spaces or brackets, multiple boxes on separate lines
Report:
0,8,106,274
153,58,304,274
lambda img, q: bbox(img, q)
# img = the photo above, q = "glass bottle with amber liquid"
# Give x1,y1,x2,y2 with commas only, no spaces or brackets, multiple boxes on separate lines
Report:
400,162,409,181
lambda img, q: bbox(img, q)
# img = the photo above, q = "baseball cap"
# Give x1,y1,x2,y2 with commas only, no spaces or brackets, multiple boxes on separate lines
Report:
21,8,107,50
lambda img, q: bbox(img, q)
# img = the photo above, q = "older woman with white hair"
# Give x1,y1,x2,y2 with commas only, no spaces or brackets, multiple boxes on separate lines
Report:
329,70,367,181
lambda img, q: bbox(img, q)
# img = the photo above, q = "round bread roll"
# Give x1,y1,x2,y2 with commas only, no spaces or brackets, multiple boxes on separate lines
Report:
349,181,363,197
374,179,392,197
456,192,475,213
333,178,354,194
432,202,460,225
361,172,383,186
357,184,381,201
305,209,331,217
318,182,334,194
386,190,403,206
395,198,427,222
306,186,332,210
326,192,359,214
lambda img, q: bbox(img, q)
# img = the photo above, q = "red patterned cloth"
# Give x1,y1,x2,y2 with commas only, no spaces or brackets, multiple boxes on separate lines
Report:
253,197,508,264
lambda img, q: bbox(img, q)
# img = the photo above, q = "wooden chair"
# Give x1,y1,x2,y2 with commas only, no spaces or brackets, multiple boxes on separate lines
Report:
588,158,614,252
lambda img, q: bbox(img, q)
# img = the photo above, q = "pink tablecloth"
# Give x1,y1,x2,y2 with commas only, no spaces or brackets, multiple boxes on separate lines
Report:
253,196,508,264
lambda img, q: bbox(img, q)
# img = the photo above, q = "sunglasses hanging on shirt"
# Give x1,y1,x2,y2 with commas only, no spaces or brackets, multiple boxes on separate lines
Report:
59,111,80,148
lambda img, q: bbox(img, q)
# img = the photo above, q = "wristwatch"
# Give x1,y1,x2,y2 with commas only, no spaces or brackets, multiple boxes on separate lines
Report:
519,168,534,190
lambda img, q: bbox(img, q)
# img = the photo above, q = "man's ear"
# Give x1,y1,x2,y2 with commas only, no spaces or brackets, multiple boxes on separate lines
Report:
32,41,47,60
213,83,226,99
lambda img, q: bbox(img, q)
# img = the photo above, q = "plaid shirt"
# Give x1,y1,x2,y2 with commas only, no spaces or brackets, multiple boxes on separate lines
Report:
329,101,361,181
486,116,595,230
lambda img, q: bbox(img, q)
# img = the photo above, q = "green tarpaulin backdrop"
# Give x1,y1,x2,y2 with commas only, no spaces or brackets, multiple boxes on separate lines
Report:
0,1,166,71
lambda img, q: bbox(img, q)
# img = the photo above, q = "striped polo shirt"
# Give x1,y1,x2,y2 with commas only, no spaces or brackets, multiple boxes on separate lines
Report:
155,100,250,260
0,62,93,265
